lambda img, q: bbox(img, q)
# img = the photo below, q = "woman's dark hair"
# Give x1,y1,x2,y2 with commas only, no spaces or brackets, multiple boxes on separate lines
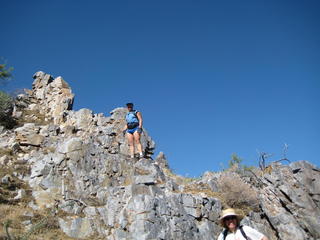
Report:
126,103,134,107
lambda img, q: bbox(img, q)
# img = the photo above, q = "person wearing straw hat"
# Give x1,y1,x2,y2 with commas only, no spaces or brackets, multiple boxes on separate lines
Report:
217,208,269,240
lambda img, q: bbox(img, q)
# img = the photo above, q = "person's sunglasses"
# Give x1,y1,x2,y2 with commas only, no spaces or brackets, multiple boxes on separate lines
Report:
224,216,236,221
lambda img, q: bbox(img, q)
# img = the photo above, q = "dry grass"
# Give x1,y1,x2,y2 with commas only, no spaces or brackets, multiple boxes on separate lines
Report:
217,172,259,213
162,168,221,199
134,167,151,176
0,205,76,240
42,146,56,154
123,176,133,186
262,165,273,175
0,148,13,158
163,168,198,185
182,183,222,199
17,109,49,126
0,204,28,230
27,229,76,240
0,158,76,240
0,161,32,205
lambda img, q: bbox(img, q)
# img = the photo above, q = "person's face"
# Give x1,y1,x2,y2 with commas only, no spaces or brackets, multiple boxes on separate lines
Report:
224,216,237,231
127,105,133,111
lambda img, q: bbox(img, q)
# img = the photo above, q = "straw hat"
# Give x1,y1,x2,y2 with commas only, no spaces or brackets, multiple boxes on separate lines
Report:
219,208,243,226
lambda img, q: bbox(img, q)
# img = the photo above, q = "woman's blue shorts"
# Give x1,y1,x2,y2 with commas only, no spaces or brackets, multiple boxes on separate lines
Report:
127,126,140,134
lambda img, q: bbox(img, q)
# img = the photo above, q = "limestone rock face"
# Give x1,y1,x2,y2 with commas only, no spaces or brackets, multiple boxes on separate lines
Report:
0,71,319,240
15,123,44,146
31,71,74,124
259,162,320,240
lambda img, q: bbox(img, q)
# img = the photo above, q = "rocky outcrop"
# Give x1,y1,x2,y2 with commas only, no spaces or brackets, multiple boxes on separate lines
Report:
31,71,74,124
0,71,319,240
259,161,320,240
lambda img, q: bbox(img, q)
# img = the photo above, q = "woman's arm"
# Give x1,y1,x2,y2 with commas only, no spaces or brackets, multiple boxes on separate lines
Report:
261,237,269,240
137,112,143,128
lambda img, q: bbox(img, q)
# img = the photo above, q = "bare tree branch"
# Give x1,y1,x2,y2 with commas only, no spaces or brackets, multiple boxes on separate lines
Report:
257,144,290,170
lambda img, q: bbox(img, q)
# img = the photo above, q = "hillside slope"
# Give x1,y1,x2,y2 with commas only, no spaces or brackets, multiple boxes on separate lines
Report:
0,71,319,240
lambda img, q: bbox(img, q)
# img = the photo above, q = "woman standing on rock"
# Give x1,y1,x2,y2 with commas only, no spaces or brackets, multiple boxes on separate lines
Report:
217,208,269,240
123,102,143,159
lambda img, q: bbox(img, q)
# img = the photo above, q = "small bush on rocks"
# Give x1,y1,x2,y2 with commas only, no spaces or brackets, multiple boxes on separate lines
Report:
218,172,259,212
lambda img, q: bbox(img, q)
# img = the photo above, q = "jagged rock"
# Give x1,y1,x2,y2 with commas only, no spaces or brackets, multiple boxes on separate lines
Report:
30,71,74,124
15,123,43,146
28,201,40,211
0,155,9,165
1,71,319,240
1,174,12,184
259,163,320,240
32,71,54,89
242,212,277,240
290,161,320,208
22,220,32,226
198,171,219,192
11,142,21,153
12,110,23,118
22,211,34,218
155,151,169,168
58,137,83,154
14,189,26,200
83,206,97,216
59,217,93,239
133,158,165,185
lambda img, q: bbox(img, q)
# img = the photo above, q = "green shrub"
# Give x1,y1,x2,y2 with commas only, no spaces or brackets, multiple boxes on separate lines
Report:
227,153,255,173
0,91,15,128
0,62,13,85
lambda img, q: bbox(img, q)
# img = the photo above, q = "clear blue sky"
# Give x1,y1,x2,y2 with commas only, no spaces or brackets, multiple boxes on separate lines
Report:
2,1,319,176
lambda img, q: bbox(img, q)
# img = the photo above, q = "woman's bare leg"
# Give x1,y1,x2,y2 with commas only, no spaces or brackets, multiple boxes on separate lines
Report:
126,133,135,158
133,131,143,157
